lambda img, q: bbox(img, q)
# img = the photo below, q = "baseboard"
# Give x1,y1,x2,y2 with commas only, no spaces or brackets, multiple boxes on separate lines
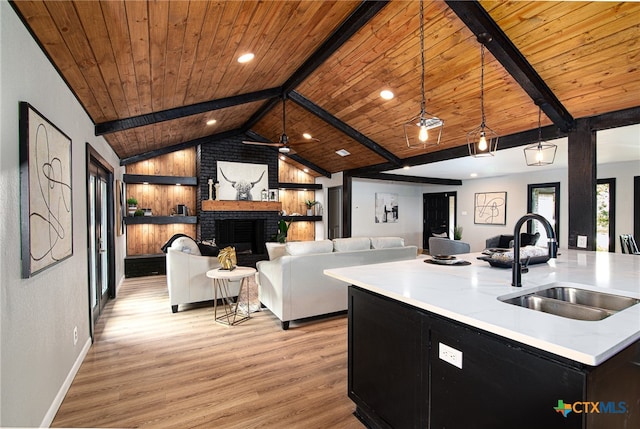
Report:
40,337,91,428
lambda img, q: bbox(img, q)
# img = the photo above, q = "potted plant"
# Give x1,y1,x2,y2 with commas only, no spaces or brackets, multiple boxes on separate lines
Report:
127,197,138,216
454,226,463,240
305,200,317,216
134,209,144,217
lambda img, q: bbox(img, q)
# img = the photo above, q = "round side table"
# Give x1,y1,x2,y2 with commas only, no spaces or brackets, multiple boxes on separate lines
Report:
206,266,256,326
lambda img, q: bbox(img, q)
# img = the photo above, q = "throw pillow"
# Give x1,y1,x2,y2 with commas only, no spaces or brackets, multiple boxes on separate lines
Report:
285,240,333,256
333,237,371,252
197,243,219,256
370,237,405,249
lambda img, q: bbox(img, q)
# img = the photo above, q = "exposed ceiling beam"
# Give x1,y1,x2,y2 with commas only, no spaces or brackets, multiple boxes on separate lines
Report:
119,128,244,166
587,106,640,131
350,172,462,186
97,87,281,135
446,0,575,132
348,123,566,176
281,0,390,94
289,91,402,166
242,1,390,138
284,154,332,178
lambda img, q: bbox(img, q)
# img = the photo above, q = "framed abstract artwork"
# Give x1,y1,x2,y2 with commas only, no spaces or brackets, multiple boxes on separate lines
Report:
19,102,73,278
375,192,399,223
474,192,507,225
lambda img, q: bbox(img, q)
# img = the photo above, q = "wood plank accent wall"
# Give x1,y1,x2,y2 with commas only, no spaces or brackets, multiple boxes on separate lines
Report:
126,224,196,255
279,159,317,241
126,148,197,255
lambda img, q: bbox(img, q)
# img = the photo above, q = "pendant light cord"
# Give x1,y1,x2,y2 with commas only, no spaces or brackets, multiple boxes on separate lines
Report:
537,106,543,148
480,44,486,127
419,0,425,114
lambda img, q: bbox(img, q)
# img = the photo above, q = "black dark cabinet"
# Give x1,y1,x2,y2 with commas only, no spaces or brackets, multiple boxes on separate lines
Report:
348,286,427,428
349,286,640,429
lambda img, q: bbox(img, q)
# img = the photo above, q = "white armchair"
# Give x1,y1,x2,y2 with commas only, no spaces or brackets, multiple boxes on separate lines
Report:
166,243,240,313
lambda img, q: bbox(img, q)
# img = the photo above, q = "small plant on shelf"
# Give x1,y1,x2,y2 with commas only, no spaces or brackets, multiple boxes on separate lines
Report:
127,197,138,216
134,209,144,217
305,200,317,215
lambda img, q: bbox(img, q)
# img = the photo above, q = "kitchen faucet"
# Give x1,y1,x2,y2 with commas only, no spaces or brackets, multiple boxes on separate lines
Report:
512,213,558,287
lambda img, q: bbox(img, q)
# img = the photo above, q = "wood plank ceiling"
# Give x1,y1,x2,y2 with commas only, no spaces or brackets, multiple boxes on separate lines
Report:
11,1,640,177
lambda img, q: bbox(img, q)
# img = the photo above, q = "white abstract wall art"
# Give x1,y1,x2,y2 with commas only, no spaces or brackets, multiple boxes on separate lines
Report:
375,192,399,223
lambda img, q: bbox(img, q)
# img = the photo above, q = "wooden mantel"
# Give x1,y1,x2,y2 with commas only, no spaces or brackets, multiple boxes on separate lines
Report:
201,200,282,212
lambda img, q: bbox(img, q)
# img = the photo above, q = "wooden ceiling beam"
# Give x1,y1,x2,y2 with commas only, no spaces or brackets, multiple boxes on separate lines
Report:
350,172,462,186
446,0,575,132
97,87,281,135
119,128,244,166
289,91,402,166
281,0,390,94
243,1,390,137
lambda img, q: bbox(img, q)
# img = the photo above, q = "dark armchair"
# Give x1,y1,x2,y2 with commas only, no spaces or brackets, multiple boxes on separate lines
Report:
486,232,540,249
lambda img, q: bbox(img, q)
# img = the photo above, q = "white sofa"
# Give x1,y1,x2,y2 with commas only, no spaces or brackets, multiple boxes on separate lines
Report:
256,237,418,329
166,237,240,313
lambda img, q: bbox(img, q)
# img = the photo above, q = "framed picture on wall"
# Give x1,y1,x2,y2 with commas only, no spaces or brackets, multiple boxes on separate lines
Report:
19,102,73,278
216,161,268,201
375,192,399,223
268,189,279,202
474,192,507,225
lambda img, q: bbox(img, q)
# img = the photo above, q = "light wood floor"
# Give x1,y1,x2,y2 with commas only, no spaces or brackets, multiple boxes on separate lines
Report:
52,276,363,428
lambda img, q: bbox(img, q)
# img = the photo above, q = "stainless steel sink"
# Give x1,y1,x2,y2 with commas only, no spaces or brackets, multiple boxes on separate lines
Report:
499,283,640,321
534,286,639,312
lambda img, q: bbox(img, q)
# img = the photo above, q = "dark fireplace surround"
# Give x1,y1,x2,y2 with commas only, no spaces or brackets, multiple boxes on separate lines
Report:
196,136,281,268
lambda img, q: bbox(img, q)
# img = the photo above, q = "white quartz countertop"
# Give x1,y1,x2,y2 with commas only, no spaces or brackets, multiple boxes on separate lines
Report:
324,250,640,366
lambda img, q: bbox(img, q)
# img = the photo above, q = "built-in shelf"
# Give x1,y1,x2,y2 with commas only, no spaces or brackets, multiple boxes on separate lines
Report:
201,200,282,211
123,174,197,186
278,182,322,190
281,215,322,222
124,216,197,225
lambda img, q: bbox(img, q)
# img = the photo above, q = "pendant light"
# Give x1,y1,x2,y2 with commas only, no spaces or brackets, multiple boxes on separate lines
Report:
524,106,557,166
468,33,498,157
404,0,443,148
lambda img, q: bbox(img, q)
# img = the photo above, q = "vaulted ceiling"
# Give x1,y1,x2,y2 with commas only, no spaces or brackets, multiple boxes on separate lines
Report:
11,1,640,177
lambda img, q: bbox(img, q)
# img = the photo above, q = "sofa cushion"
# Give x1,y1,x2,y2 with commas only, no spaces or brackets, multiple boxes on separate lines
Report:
333,237,371,252
265,242,287,260
370,236,405,249
285,240,333,256
498,235,514,248
170,236,201,255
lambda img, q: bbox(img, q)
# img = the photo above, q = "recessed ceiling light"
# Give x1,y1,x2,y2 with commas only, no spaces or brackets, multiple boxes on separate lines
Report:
206,119,217,126
380,90,394,100
403,166,410,170
303,168,309,173
470,173,478,177
280,155,286,161
336,149,351,157
237,53,255,63
302,133,312,140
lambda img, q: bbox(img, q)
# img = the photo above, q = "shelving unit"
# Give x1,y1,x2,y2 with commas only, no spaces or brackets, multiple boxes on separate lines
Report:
124,216,198,225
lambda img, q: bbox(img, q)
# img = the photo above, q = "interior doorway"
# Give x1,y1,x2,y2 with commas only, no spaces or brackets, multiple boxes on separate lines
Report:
423,192,457,251
327,186,343,239
87,145,115,339
596,178,616,252
527,182,560,247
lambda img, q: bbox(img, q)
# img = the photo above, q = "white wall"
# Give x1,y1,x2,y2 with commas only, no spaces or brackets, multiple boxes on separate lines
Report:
1,3,125,427
342,160,637,254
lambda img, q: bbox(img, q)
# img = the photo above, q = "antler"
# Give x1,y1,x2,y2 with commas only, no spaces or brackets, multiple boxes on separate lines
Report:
250,170,266,187
218,169,236,186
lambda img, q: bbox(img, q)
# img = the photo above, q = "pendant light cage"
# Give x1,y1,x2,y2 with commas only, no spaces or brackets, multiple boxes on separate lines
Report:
468,36,498,157
404,0,443,149
524,107,557,166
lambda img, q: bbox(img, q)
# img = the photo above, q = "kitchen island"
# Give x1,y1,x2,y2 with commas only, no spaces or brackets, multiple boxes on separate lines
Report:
325,250,640,429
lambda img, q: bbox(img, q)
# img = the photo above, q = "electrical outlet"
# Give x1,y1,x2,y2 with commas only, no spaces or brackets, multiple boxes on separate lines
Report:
577,235,587,248
439,342,463,369
73,326,78,346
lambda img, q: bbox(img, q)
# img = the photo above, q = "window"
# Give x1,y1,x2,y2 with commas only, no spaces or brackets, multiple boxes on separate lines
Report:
528,183,560,246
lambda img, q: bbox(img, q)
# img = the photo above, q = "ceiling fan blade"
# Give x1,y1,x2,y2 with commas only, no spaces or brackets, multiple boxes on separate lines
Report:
242,140,283,147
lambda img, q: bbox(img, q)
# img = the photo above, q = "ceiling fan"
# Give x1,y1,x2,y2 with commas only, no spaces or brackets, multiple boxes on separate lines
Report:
243,96,318,154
